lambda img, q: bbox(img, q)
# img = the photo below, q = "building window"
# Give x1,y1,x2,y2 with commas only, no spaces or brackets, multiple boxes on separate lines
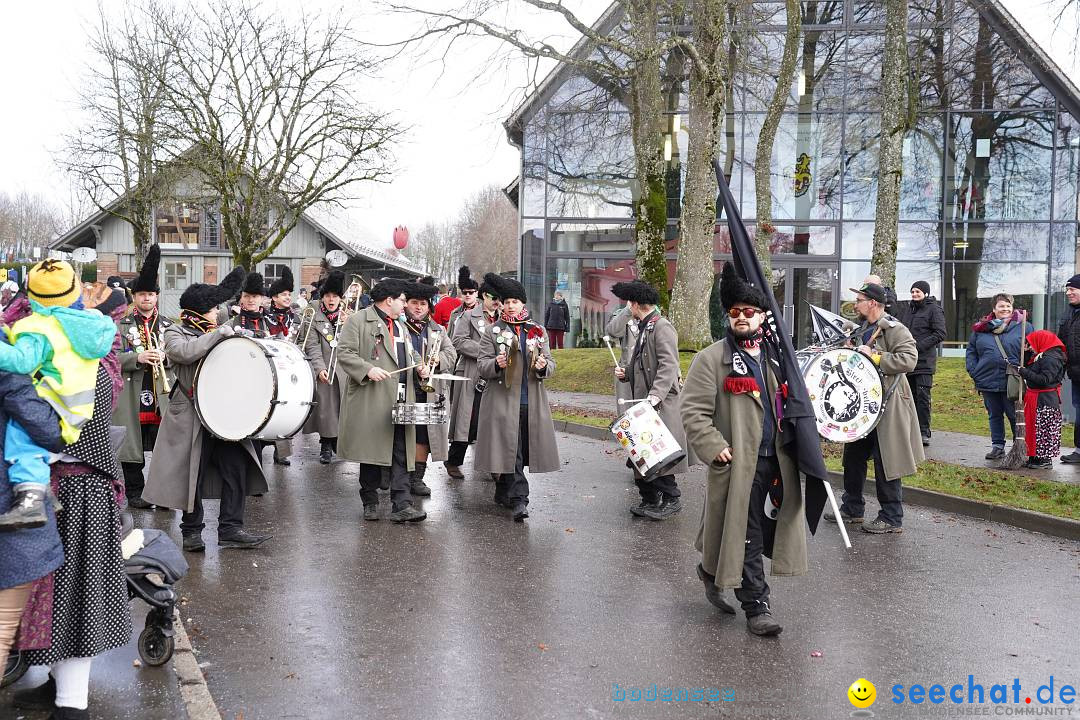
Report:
202,206,220,248
262,263,290,289
164,261,189,291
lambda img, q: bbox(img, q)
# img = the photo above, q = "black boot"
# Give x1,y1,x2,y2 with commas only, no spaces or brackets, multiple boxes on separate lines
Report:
49,707,90,720
319,438,332,464
12,674,56,709
411,461,431,496
0,484,49,532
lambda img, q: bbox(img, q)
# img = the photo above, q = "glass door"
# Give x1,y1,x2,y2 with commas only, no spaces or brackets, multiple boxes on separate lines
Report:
771,263,837,348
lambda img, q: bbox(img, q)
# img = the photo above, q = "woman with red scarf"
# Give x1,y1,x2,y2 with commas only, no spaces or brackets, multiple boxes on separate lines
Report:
1017,330,1067,469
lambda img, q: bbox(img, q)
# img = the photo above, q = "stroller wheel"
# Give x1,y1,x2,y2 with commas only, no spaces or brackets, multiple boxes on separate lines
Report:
2,650,29,688
138,627,175,667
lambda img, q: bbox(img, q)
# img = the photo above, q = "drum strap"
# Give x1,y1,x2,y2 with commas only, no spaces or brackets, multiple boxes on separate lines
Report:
880,375,903,410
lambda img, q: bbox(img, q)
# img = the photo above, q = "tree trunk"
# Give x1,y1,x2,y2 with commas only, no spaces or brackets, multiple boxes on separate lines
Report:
870,0,911,288
753,0,801,282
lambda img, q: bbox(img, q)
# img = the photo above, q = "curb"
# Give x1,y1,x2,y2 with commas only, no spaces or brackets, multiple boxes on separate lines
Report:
172,613,222,720
558,420,1080,542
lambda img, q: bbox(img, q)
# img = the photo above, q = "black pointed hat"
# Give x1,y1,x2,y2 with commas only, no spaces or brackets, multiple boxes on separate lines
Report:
370,277,413,303
720,262,767,310
242,271,266,296
405,281,439,302
457,266,478,291
321,270,346,298
611,280,660,306
179,266,246,315
484,273,526,303
268,266,294,297
129,244,161,294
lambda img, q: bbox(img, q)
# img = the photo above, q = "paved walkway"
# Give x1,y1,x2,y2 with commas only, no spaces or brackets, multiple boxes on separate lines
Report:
549,390,1080,485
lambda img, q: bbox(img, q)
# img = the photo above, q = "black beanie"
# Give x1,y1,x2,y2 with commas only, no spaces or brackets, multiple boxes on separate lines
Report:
910,280,931,296
1067,274,1080,290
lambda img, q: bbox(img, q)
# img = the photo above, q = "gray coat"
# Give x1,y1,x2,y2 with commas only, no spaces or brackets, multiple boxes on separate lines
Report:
143,322,268,512
604,306,634,408
301,306,343,438
335,306,422,468
406,318,458,461
857,316,924,479
473,320,560,474
448,306,497,443
112,312,172,464
619,311,690,474
682,340,807,589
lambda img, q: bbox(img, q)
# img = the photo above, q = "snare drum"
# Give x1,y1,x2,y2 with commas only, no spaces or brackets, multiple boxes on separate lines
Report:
194,337,315,441
609,401,686,479
391,402,449,425
800,347,884,443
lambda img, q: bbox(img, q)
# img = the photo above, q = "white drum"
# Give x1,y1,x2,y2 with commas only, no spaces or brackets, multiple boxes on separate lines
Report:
800,347,885,443
391,402,449,425
194,337,315,441
609,401,686,478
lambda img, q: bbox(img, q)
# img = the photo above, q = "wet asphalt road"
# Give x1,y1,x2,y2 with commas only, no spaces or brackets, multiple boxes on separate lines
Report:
8,430,1080,719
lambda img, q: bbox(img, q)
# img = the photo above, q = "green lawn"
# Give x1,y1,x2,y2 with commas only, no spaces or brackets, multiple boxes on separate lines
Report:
549,349,1075,440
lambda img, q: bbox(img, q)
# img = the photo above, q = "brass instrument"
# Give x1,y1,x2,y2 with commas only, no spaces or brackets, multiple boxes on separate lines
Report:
326,275,368,383
419,329,444,394
293,305,316,347
137,318,171,396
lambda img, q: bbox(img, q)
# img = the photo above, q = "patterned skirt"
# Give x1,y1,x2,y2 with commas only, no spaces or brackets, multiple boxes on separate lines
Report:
22,471,131,665
1034,406,1063,459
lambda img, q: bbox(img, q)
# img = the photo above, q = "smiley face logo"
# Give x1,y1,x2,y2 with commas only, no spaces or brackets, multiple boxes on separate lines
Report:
848,678,876,709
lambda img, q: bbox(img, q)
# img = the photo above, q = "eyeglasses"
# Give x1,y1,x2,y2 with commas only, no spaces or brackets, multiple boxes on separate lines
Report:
727,307,760,319
462,290,477,295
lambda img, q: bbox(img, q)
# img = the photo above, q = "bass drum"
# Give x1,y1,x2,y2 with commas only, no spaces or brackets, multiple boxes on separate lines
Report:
799,347,884,443
194,336,315,441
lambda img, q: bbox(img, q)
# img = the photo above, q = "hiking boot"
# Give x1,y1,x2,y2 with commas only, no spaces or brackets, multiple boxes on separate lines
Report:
390,505,427,523
985,447,1005,460
127,495,153,510
746,612,783,637
630,498,661,517
0,484,48,532
411,462,431,496
319,439,332,464
512,503,529,521
363,504,379,521
861,518,903,534
1060,451,1080,465
444,464,465,479
12,674,55,709
641,496,682,520
696,564,736,615
182,534,205,553
218,529,272,548
1024,457,1053,469
823,508,863,524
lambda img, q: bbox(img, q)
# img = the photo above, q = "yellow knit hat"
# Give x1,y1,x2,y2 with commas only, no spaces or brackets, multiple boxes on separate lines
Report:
28,259,81,308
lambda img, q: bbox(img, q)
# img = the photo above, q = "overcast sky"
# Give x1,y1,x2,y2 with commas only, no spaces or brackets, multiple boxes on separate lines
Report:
0,0,1074,253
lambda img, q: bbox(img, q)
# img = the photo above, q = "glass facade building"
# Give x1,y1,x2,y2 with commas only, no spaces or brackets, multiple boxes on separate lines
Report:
507,0,1080,350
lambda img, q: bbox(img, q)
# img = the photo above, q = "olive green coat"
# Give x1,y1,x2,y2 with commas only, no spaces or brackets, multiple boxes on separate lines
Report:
473,319,560,474
143,322,268,513
407,318,458,461
301,306,343,438
112,312,173,464
855,315,924,480
681,340,807,590
618,311,690,474
604,306,634,408
334,306,422,468
448,306,496,443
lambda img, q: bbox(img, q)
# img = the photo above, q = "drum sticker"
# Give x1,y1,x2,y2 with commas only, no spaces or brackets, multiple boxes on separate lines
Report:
635,457,647,468
639,448,651,460
651,441,666,453
639,431,653,444
619,419,630,430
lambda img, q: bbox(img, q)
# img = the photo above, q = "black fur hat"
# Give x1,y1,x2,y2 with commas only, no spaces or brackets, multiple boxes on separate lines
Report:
128,244,161,294
268,266,294,297
370,278,413,303
179,266,246,315
321,270,346,298
484,273,526,303
405,282,439,302
611,280,661,306
457,266,478,291
720,262,767,310
242,271,266,296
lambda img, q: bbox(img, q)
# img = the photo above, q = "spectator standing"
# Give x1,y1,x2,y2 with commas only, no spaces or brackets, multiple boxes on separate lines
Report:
544,291,570,350
1017,330,1066,469
898,281,946,446
1056,275,1080,464
965,294,1025,460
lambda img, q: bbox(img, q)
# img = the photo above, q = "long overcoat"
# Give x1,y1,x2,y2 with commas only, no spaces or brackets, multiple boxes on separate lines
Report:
407,318,458,461
681,340,807,590
448,306,495,443
335,306,421,469
604,306,635,408
301,305,343,438
143,323,268,512
473,319,560,474
619,312,690,474
113,311,172,464
858,315,924,479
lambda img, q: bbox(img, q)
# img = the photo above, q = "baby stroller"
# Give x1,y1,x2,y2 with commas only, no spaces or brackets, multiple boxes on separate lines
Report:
2,515,188,687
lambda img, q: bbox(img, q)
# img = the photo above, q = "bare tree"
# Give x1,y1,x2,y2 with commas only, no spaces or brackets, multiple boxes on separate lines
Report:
157,2,400,270
407,220,462,282
458,184,519,275
0,192,63,262
60,0,183,266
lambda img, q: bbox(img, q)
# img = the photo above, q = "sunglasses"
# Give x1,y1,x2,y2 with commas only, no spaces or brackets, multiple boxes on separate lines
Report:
727,307,761,319
462,290,477,295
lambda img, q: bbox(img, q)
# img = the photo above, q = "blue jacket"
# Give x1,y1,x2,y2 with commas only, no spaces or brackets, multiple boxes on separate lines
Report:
0,370,65,591
965,311,1025,393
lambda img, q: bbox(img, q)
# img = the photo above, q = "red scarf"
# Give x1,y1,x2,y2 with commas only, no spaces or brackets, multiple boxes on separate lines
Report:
500,306,531,324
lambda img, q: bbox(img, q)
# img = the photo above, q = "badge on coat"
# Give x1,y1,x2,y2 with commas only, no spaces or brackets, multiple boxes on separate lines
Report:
732,353,748,376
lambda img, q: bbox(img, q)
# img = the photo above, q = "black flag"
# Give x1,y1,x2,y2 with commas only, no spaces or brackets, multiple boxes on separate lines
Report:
713,160,829,534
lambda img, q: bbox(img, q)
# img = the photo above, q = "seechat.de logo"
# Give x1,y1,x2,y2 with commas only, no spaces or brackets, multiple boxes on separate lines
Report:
848,678,877,712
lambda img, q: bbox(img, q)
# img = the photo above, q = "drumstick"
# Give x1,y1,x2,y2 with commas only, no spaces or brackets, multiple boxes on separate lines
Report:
602,335,620,368
385,363,421,376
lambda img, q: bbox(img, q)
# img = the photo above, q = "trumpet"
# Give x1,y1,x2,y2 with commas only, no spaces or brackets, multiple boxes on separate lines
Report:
326,275,368,383
139,320,171,396
419,329,444,394
292,305,316,347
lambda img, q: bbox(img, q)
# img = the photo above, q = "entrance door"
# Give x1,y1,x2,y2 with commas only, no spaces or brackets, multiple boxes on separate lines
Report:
769,263,837,348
